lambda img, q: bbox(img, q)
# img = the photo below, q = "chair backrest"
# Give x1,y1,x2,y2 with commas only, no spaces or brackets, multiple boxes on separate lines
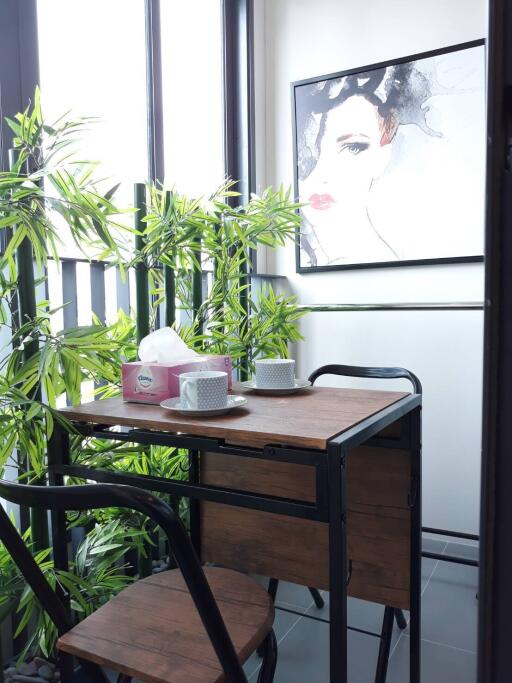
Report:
308,363,422,394
0,480,249,683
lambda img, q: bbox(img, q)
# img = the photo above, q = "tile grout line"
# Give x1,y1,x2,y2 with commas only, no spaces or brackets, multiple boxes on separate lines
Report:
421,540,448,597
416,635,477,655
388,541,448,661
441,539,479,551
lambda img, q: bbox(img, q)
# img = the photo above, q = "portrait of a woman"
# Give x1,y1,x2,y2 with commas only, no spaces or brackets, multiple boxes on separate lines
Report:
293,42,485,270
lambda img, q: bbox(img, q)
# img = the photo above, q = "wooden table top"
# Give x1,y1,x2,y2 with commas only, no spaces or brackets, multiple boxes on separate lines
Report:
60,385,408,451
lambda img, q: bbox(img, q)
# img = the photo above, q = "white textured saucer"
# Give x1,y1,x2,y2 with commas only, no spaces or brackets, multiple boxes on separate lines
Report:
160,395,248,417
240,379,312,396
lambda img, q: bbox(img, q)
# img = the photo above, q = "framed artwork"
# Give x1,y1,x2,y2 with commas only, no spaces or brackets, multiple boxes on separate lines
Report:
291,39,486,272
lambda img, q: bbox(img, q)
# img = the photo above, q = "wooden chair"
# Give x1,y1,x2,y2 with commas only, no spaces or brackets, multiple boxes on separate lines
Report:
0,480,277,683
263,363,422,683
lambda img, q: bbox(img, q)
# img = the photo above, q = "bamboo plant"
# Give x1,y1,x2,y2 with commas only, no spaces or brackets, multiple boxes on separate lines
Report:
0,89,133,553
138,180,307,373
0,90,309,665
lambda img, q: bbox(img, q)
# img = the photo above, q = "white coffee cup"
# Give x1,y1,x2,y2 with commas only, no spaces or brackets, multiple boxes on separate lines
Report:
179,371,228,410
254,358,296,389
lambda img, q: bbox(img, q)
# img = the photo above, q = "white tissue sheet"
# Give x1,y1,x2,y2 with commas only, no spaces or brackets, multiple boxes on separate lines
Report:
138,327,199,363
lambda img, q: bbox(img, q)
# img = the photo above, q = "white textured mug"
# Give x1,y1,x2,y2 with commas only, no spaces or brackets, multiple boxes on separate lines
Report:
254,358,295,389
179,371,228,410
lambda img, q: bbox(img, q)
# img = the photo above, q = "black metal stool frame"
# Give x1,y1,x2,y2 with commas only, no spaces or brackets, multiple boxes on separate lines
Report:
0,481,277,683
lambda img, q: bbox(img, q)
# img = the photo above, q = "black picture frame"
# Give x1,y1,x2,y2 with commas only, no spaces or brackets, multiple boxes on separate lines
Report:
291,39,486,274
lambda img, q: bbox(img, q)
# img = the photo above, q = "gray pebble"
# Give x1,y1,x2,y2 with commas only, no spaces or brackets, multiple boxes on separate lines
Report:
12,676,47,683
38,666,53,681
18,662,37,676
5,667,16,676
34,659,54,671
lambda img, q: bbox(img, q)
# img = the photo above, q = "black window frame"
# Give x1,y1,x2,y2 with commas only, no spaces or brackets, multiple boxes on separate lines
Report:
0,0,255,252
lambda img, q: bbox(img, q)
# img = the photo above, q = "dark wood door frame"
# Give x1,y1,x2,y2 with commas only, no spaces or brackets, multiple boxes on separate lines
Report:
479,0,512,681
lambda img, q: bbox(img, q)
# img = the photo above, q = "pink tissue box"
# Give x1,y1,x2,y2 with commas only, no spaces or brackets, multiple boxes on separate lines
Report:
122,355,233,404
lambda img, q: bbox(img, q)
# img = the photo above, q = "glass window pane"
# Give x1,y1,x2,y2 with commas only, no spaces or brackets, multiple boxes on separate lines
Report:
160,0,225,197
37,0,148,257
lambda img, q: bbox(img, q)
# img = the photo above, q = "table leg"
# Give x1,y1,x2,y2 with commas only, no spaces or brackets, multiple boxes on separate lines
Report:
327,443,348,683
409,407,422,683
47,422,74,682
189,450,201,558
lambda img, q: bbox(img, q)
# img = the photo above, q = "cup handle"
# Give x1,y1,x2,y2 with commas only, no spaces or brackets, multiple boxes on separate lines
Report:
181,380,195,407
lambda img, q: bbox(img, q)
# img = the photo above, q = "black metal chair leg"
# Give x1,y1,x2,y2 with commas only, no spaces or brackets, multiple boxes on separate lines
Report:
266,578,324,609
395,608,407,630
257,579,279,656
268,577,279,601
309,587,325,608
374,606,394,683
257,629,278,683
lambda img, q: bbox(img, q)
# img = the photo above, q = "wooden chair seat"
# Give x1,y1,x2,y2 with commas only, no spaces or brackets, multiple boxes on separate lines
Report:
57,567,274,683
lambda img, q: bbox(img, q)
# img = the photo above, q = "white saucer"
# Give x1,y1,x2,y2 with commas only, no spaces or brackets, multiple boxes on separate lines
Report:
240,379,312,396
160,395,248,417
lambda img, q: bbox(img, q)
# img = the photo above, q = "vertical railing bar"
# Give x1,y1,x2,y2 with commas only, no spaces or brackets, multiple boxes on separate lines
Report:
90,262,107,392
134,183,150,343
192,232,203,339
90,262,106,324
62,261,78,407
202,272,209,302
164,191,176,328
116,266,131,316
61,261,78,331
164,264,175,327
133,182,152,578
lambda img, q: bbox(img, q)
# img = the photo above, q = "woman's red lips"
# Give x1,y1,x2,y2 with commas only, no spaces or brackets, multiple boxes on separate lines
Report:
309,193,334,210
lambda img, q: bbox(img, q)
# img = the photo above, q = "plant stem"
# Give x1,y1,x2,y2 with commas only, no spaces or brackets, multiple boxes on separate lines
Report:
9,149,48,550
134,183,150,343
134,184,154,574
192,231,202,339
164,192,176,327
138,549,153,579
164,265,175,327
239,253,249,381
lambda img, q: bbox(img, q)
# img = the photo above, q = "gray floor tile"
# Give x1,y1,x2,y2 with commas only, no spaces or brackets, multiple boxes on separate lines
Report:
387,635,477,683
409,558,478,652
252,614,381,683
274,581,316,612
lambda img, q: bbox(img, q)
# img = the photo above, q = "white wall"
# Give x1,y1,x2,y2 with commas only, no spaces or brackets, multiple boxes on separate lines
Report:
255,0,487,533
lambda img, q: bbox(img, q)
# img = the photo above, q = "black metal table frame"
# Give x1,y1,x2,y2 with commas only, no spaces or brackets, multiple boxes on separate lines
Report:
48,394,422,683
